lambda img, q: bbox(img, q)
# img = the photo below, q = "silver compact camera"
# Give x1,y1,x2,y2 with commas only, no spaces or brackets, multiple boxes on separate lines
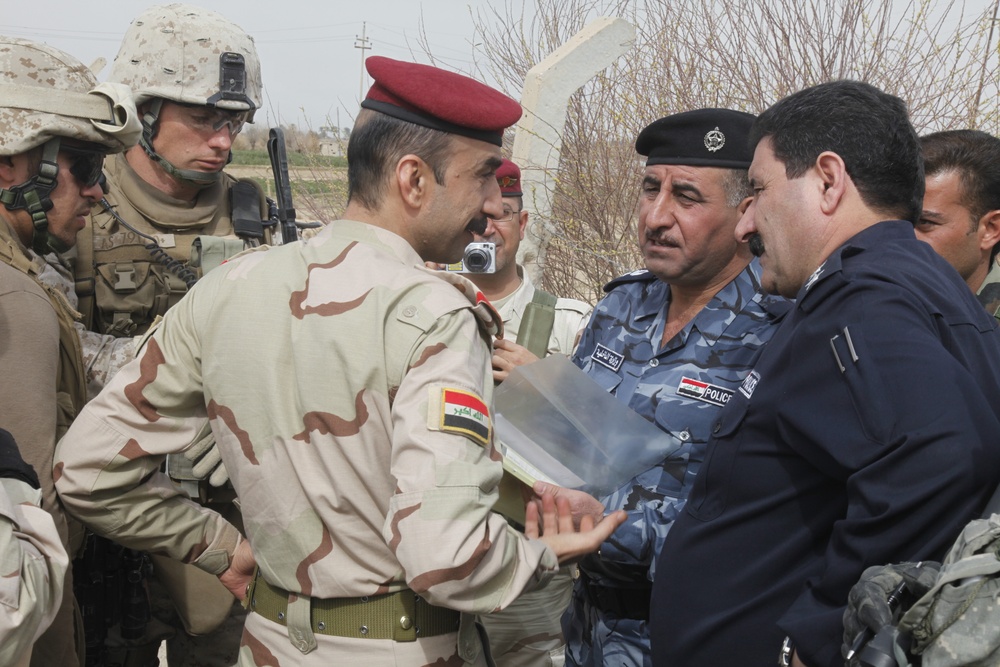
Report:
449,242,496,274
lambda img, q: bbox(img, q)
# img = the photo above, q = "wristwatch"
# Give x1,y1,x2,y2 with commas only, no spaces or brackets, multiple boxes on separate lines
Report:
779,636,794,666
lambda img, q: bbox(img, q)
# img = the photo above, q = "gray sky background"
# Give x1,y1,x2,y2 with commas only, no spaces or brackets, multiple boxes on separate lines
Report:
3,1,996,133
1,1,524,131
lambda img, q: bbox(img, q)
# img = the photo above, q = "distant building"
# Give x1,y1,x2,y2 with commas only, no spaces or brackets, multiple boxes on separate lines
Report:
319,140,344,157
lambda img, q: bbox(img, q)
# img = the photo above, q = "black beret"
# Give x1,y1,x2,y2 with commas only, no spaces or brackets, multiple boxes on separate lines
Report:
635,108,757,169
361,56,522,147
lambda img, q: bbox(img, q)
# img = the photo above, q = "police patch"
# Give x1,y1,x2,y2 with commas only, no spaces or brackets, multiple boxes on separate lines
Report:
592,344,624,372
439,388,491,446
677,377,734,407
739,370,760,399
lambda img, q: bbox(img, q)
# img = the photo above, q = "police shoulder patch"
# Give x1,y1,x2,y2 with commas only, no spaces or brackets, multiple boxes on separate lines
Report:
432,387,491,447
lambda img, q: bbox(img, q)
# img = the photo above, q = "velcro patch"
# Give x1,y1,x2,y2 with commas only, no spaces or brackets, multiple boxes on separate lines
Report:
676,377,734,407
438,388,491,447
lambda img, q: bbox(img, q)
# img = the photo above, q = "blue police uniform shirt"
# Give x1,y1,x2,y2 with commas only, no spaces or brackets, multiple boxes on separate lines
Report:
563,259,788,667
650,220,1000,667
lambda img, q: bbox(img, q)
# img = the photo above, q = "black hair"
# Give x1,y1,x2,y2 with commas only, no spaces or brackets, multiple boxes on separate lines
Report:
750,80,924,223
346,109,453,211
921,129,1000,264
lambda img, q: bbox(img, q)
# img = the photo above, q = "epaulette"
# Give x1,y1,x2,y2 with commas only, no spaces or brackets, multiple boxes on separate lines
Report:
420,265,504,338
603,268,657,293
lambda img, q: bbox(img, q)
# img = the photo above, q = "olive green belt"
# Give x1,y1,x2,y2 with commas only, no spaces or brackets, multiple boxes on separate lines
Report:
246,570,460,641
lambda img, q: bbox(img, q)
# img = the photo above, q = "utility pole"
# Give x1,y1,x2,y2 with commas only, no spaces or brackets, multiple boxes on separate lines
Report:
354,22,371,101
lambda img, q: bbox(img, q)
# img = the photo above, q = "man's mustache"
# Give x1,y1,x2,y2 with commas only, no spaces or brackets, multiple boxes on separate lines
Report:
748,233,765,257
466,216,488,235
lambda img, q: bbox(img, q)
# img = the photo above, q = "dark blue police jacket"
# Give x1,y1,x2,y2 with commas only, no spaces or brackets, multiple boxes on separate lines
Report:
650,220,1000,667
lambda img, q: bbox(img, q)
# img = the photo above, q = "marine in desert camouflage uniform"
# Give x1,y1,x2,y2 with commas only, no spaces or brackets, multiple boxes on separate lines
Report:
54,55,625,667
560,109,789,667
0,36,140,667
74,3,270,341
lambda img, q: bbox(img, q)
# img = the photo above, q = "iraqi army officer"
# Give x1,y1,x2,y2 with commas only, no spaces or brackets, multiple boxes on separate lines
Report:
0,36,140,667
55,56,625,666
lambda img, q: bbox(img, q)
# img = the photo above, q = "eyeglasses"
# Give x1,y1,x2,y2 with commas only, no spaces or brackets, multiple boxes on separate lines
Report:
175,103,249,138
488,208,521,223
61,145,106,188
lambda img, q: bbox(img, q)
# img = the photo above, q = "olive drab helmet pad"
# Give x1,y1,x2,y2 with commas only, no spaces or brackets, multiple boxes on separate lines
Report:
0,37,141,254
108,3,263,186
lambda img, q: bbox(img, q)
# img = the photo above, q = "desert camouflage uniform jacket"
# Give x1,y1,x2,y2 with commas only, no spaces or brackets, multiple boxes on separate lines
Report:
492,267,593,356
563,260,789,667
55,220,558,665
0,477,69,667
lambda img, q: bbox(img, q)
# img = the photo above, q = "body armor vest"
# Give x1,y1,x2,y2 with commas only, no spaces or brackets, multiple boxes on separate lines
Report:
74,153,267,336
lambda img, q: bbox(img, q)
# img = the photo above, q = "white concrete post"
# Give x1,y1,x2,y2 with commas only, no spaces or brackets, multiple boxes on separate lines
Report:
512,17,635,282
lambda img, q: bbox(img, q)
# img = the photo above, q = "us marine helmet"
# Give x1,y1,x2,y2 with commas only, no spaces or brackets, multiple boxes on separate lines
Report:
0,36,140,254
109,3,262,185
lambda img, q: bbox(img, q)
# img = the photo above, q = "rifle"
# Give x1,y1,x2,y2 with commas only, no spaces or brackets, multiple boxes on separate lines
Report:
267,128,300,244
266,128,323,244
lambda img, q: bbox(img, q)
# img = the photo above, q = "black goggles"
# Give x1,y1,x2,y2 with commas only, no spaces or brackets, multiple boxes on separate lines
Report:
61,145,107,188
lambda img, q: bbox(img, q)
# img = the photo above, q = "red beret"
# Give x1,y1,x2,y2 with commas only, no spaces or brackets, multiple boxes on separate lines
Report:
496,158,522,196
361,56,522,147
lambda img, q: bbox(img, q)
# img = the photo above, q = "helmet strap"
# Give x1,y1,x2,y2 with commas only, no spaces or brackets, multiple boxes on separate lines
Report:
0,138,67,254
139,98,222,188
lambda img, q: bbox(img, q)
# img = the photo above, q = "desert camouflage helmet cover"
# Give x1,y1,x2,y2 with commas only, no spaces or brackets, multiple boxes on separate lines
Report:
0,37,141,156
109,3,262,115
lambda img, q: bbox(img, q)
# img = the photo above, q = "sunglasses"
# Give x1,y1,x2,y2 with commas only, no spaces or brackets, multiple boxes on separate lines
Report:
61,145,106,188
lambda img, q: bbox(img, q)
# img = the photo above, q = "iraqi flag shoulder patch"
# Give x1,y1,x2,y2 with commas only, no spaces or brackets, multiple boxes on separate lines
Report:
435,388,491,447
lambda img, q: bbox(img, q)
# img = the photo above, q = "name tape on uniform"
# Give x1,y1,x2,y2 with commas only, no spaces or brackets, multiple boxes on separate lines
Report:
592,344,624,372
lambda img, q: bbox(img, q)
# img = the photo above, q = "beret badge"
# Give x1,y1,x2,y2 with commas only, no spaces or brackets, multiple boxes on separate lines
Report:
704,127,726,153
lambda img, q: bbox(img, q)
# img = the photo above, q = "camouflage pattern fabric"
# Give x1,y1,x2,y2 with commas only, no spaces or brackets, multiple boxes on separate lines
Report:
55,220,559,666
897,514,1000,666
977,259,1000,320
0,477,69,667
35,252,135,401
480,267,592,667
78,152,266,337
563,261,787,667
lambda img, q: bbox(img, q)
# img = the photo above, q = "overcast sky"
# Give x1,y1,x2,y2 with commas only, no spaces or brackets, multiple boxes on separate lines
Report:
1,1,523,131
4,1,997,134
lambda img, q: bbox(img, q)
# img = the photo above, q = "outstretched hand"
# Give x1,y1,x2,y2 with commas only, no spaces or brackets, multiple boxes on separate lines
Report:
525,491,626,564
531,480,607,528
